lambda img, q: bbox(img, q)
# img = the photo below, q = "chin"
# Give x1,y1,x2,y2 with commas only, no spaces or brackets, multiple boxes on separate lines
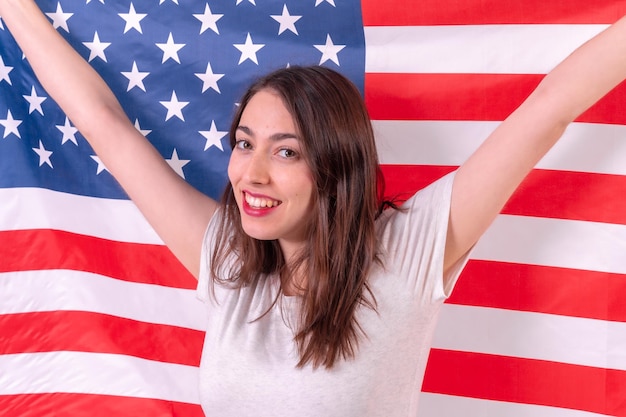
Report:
240,224,278,242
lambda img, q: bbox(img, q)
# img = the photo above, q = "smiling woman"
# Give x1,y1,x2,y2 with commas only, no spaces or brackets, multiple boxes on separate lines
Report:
197,66,469,417
211,67,385,371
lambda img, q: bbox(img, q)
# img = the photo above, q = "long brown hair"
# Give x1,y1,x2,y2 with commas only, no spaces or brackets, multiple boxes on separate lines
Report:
211,66,387,368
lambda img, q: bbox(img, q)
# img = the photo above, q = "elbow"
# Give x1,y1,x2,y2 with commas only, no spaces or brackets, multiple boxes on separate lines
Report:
531,74,587,128
72,101,130,144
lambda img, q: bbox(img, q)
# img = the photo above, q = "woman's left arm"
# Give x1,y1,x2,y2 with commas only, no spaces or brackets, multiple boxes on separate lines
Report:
444,15,626,279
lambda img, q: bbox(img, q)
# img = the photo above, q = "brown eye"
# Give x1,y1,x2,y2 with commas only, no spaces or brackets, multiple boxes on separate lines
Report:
235,140,252,150
277,148,298,159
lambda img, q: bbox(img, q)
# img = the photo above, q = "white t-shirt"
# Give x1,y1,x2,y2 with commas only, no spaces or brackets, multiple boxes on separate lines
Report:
196,172,469,417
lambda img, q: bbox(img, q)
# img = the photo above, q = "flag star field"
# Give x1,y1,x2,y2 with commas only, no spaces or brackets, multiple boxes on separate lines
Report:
0,0,365,200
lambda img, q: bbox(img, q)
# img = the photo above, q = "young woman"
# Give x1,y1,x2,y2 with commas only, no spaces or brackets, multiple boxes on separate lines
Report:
3,0,626,416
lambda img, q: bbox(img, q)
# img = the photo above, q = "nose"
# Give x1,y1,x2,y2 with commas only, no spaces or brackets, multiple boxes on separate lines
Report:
245,152,270,184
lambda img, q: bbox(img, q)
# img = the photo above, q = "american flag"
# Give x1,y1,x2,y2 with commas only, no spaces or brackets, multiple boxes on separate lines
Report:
1,0,625,416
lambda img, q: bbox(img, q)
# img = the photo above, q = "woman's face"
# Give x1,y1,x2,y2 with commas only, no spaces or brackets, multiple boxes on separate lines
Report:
228,89,315,259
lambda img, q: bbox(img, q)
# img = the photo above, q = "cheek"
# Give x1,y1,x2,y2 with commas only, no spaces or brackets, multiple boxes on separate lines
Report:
300,178,316,208
226,155,239,183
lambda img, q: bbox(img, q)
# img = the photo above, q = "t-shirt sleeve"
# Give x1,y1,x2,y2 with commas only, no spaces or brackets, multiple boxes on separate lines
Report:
377,170,472,302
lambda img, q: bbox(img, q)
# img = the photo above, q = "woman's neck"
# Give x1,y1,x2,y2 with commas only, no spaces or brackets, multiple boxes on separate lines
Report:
281,261,307,297
278,239,309,296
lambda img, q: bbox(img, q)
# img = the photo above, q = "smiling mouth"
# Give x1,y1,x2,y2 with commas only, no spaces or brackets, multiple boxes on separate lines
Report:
244,192,282,208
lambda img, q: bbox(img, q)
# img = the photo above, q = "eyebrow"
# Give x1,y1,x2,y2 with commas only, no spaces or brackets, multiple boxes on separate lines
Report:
236,125,300,141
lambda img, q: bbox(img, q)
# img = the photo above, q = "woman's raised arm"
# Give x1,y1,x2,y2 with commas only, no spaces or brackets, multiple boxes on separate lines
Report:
444,15,626,279
0,0,218,278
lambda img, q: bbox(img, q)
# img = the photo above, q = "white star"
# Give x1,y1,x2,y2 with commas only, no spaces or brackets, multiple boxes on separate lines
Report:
83,32,111,62
193,3,223,35
0,56,14,85
195,62,224,93
23,86,47,115
133,119,152,136
45,3,73,32
33,140,53,167
119,3,147,34
121,61,149,92
199,120,226,151
0,110,22,139
56,117,78,145
314,34,345,66
236,0,256,4
90,155,108,174
166,149,190,178
0,16,4,30
86,0,105,4
234,33,265,65
159,0,179,4
315,0,336,6
271,5,301,35
160,91,189,121
156,33,185,64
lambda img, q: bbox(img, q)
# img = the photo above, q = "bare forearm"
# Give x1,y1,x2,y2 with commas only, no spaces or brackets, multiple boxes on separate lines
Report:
532,14,626,125
470,14,626,205
1,0,130,144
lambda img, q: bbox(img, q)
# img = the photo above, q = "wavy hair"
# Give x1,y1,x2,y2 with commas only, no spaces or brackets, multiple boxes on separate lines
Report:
211,65,389,368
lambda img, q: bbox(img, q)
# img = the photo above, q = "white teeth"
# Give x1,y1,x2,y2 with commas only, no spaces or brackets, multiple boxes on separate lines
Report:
245,193,279,208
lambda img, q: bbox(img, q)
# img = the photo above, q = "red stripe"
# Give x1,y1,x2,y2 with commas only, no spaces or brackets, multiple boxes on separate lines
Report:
362,0,626,26
366,73,626,125
0,311,203,366
380,165,626,225
504,169,626,225
0,229,196,289
379,165,456,201
423,349,626,416
366,73,543,121
449,260,626,323
0,393,203,417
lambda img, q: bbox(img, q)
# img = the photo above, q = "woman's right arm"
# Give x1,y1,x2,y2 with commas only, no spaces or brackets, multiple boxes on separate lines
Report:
1,0,219,278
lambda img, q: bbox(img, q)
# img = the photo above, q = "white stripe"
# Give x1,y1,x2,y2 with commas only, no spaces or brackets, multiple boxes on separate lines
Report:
0,186,161,244
374,120,626,176
0,269,207,331
0,351,199,404
434,304,626,371
475,214,626,275
365,24,608,74
418,393,612,417
3,190,626,275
